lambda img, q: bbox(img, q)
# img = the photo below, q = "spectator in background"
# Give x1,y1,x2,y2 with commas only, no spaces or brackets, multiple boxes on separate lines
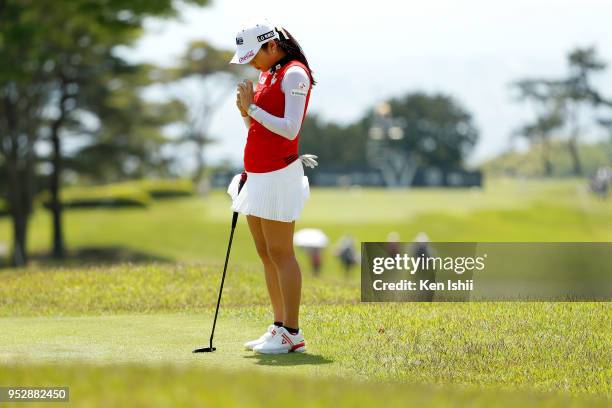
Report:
410,232,432,259
294,228,328,277
385,231,402,257
409,232,436,301
0,241,7,268
590,166,610,200
307,247,322,276
334,235,358,277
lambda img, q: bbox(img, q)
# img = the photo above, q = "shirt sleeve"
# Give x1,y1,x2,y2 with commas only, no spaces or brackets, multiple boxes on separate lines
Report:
248,66,310,140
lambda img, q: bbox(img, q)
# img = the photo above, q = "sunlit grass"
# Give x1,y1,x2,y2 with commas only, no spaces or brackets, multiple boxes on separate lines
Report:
0,264,610,398
3,362,608,408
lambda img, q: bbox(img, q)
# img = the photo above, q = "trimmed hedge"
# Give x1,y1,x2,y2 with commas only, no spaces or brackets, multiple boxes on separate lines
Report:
39,185,151,209
37,179,195,210
124,179,195,198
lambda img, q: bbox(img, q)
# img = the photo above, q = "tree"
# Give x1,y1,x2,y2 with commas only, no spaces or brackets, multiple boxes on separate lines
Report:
66,63,188,183
300,94,479,177
511,79,565,176
163,40,246,185
510,47,610,177
298,113,368,171
595,93,612,143
383,93,479,169
0,0,50,266
0,0,208,266
562,47,607,175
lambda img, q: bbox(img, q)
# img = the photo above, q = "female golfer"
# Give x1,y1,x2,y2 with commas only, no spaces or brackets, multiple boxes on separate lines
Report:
228,20,317,354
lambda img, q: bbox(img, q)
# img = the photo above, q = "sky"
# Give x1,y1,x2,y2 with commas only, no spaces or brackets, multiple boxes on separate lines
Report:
122,0,612,170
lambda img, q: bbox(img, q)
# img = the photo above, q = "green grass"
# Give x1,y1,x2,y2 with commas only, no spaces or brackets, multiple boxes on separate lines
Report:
0,264,610,400
0,178,611,406
3,363,608,408
2,177,611,275
0,263,357,316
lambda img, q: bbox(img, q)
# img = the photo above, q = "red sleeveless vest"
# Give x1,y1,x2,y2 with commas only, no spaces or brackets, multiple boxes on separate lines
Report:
244,60,312,173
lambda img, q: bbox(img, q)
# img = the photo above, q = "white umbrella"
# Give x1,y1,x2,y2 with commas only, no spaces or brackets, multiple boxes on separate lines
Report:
294,228,329,249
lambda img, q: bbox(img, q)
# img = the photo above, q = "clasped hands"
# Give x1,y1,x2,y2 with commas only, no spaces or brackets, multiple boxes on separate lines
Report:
236,80,255,117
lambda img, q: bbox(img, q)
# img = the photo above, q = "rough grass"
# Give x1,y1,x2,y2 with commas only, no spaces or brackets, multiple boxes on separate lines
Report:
0,264,610,399
0,263,358,316
3,363,609,408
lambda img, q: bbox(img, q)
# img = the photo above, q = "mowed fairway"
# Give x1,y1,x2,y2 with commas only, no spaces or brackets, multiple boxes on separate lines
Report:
0,178,610,407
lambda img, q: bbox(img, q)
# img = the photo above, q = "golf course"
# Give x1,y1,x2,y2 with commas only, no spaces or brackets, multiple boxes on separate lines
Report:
0,177,610,407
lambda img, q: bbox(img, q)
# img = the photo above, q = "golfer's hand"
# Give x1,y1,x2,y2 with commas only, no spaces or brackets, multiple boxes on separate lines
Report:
236,92,248,117
238,80,254,113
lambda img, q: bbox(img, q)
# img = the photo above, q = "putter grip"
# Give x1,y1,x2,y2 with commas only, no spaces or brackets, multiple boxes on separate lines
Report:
231,172,248,228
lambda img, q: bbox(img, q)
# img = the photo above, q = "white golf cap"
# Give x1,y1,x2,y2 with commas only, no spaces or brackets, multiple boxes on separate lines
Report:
230,20,280,64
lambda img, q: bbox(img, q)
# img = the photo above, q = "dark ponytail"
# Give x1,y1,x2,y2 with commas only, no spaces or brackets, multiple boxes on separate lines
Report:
263,27,317,86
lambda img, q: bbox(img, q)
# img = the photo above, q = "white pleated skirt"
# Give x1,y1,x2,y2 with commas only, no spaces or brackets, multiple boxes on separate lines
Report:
227,157,310,222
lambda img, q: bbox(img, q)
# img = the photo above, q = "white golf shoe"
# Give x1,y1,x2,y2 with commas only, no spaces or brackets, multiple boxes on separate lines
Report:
244,324,279,351
253,326,306,354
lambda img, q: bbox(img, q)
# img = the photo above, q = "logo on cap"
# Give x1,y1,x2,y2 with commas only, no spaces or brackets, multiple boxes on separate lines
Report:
236,37,243,45
239,50,255,63
257,30,275,42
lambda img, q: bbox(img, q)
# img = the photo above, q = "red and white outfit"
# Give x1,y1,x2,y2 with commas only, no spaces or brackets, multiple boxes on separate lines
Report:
229,21,312,354
227,56,315,222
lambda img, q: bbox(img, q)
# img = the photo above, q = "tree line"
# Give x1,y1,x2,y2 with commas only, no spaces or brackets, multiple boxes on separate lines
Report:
298,93,479,172
0,0,248,267
511,47,612,176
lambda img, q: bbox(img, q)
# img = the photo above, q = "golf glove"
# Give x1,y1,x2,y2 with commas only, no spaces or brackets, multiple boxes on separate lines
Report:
299,154,318,169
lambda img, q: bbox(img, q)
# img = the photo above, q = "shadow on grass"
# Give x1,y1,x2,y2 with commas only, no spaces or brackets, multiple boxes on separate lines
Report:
243,352,334,366
27,245,173,267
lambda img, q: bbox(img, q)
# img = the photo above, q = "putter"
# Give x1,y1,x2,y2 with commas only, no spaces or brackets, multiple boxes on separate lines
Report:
194,171,248,353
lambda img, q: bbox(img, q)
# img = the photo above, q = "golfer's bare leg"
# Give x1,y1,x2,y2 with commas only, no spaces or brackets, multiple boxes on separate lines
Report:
246,215,284,323
261,219,301,329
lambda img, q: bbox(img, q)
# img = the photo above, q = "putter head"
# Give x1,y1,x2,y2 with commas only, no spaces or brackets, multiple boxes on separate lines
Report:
193,346,216,353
